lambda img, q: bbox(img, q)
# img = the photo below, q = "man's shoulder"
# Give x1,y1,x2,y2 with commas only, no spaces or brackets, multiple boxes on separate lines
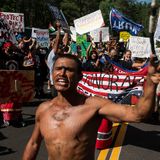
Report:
36,99,55,116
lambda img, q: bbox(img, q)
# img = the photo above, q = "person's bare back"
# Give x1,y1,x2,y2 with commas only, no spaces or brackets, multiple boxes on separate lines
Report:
38,97,102,160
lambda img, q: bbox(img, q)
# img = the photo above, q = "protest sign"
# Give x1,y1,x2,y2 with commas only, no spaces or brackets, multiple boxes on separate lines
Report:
0,18,16,44
31,27,39,38
155,48,160,60
36,29,49,48
74,10,105,35
128,36,151,58
76,34,90,57
90,27,109,42
47,4,70,33
0,12,24,33
154,16,160,41
119,31,130,42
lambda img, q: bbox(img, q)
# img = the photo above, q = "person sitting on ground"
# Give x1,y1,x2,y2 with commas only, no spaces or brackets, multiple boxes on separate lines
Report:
22,53,160,160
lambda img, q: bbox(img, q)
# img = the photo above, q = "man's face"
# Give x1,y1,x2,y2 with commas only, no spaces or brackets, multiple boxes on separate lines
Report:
52,58,80,92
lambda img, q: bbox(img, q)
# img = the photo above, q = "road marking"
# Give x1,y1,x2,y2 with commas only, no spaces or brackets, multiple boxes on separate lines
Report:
109,123,128,160
97,123,120,160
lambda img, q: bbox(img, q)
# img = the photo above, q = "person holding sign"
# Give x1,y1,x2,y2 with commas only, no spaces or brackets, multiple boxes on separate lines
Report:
23,53,160,160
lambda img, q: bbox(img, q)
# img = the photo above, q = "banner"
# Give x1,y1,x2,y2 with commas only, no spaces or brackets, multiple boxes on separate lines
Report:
110,8,143,35
90,27,109,42
128,36,151,58
0,18,16,44
0,12,24,33
77,70,146,104
77,55,148,104
74,10,105,35
36,29,49,48
47,4,70,33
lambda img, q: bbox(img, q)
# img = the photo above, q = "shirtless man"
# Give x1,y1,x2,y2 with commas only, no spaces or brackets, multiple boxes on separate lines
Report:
22,53,160,160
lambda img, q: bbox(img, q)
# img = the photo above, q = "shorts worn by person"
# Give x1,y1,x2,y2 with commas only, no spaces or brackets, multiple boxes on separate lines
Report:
22,54,160,160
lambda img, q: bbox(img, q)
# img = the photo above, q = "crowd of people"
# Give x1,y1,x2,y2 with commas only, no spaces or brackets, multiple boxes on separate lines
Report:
22,23,160,160
0,20,160,159
0,21,159,126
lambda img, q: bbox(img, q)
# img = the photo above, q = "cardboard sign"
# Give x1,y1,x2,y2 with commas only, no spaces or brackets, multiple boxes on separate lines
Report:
0,70,35,103
74,10,104,35
0,18,16,44
36,29,50,48
119,31,130,42
90,27,109,42
154,16,160,41
0,12,24,32
128,36,151,58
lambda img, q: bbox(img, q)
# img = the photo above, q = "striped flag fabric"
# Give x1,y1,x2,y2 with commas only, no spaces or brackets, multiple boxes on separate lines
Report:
77,69,146,104
77,59,148,149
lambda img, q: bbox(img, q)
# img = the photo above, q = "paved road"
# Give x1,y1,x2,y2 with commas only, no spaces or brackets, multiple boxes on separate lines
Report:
0,98,160,160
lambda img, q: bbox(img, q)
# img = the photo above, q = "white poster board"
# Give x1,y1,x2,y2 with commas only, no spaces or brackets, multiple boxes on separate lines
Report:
0,18,17,44
36,30,49,48
154,16,160,41
0,12,24,32
74,10,104,35
155,48,160,60
90,27,109,42
31,27,39,38
128,36,151,58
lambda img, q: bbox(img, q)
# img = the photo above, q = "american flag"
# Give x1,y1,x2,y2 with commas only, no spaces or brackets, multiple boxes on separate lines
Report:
77,62,148,149
77,64,148,104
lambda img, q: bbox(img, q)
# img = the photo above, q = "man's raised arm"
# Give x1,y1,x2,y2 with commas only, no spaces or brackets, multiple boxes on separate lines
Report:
97,55,160,123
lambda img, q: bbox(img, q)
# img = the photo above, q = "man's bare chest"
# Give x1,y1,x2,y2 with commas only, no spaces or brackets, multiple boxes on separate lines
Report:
39,105,100,140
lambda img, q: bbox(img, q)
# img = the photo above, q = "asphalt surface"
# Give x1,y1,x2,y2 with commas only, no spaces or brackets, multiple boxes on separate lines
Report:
0,96,160,160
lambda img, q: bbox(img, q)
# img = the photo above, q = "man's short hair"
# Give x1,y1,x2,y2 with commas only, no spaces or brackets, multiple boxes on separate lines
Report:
53,53,83,74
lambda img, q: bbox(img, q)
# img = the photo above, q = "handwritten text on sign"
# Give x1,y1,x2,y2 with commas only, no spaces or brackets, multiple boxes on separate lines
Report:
74,10,104,35
128,36,151,58
0,12,24,32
